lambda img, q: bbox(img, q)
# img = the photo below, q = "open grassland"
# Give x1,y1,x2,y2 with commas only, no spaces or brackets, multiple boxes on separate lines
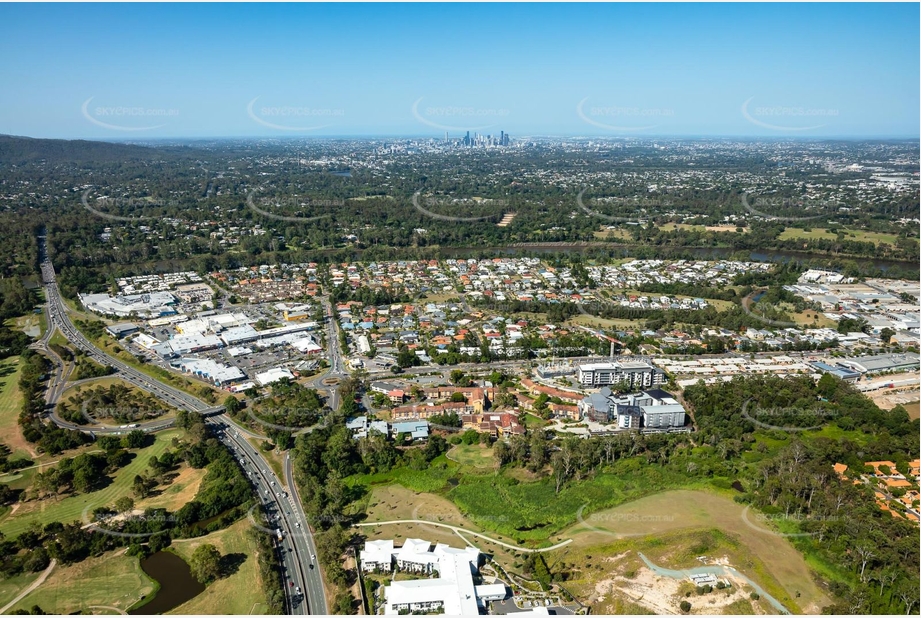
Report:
168,519,268,615
556,489,830,614
593,228,633,240
778,227,906,246
7,550,154,614
659,223,750,234
350,452,700,546
448,461,697,544
904,401,920,420
446,444,496,469
137,465,207,512
0,571,41,610
566,313,643,331
0,356,35,460
0,429,183,538
359,484,522,567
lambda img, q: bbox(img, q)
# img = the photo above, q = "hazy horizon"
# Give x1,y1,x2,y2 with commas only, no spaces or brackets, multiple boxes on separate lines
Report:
2,3,918,140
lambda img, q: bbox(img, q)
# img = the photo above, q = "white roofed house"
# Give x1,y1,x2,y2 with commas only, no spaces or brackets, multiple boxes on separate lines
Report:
359,539,394,572
395,538,438,573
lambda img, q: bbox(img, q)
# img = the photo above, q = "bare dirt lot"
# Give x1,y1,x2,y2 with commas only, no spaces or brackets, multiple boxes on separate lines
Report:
554,489,830,615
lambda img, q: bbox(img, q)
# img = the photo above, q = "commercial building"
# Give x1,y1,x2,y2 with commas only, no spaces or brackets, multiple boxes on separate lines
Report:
150,334,223,357
255,367,295,386
172,357,246,386
808,361,862,382
105,322,139,338
836,353,920,375
578,360,666,388
81,291,177,318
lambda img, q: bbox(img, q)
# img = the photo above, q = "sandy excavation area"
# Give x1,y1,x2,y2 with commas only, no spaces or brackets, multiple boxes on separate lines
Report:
588,553,768,615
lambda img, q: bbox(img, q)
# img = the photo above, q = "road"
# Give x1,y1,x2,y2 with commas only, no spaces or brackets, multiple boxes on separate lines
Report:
35,235,327,615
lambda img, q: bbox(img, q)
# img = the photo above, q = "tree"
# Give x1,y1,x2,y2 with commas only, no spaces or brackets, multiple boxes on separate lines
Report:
189,543,222,584
114,496,134,513
680,601,691,613
334,591,353,614
223,395,242,415
121,430,146,449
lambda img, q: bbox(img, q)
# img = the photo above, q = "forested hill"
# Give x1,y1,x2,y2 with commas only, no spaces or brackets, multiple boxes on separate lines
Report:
0,135,168,165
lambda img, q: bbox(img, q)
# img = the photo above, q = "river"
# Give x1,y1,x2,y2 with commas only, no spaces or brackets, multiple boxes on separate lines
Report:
129,551,205,615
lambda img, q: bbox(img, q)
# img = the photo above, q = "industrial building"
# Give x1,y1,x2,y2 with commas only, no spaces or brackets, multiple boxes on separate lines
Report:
836,353,920,375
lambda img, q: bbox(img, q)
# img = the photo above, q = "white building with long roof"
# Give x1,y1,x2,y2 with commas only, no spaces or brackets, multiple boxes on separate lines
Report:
359,538,507,614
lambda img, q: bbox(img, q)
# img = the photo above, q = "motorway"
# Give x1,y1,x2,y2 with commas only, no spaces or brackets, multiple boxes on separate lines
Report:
35,236,328,615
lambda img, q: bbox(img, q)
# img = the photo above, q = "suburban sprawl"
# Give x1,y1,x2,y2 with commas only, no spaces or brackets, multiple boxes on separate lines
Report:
0,134,917,617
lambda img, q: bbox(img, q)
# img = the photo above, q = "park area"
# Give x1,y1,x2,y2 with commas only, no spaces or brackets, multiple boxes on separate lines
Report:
4,549,155,614
167,519,269,615
0,429,184,538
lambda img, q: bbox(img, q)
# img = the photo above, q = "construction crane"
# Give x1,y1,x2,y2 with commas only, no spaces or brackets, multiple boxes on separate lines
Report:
574,324,623,359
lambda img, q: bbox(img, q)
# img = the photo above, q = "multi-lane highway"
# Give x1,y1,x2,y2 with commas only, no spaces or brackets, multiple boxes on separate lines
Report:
35,236,328,615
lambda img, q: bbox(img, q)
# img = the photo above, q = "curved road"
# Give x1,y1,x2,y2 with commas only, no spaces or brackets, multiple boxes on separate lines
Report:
35,236,327,615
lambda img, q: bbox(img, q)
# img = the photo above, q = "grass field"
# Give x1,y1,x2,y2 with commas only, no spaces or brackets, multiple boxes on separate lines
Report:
593,229,633,240
566,313,643,331
659,223,750,234
61,378,178,426
7,549,155,614
556,489,829,614
446,444,496,470
905,401,920,420
359,484,523,568
0,356,36,460
137,465,207,512
778,227,905,246
0,429,184,538
0,570,41,610
168,519,268,615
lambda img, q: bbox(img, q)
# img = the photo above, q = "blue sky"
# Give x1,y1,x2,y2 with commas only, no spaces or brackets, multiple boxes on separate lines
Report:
0,3,917,139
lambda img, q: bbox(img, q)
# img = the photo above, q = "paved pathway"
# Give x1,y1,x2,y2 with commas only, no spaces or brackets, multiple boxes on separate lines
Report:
354,519,571,553
0,559,56,614
87,606,127,615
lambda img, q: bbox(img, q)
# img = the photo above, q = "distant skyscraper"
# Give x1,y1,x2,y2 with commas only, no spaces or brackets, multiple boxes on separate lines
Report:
445,131,448,142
